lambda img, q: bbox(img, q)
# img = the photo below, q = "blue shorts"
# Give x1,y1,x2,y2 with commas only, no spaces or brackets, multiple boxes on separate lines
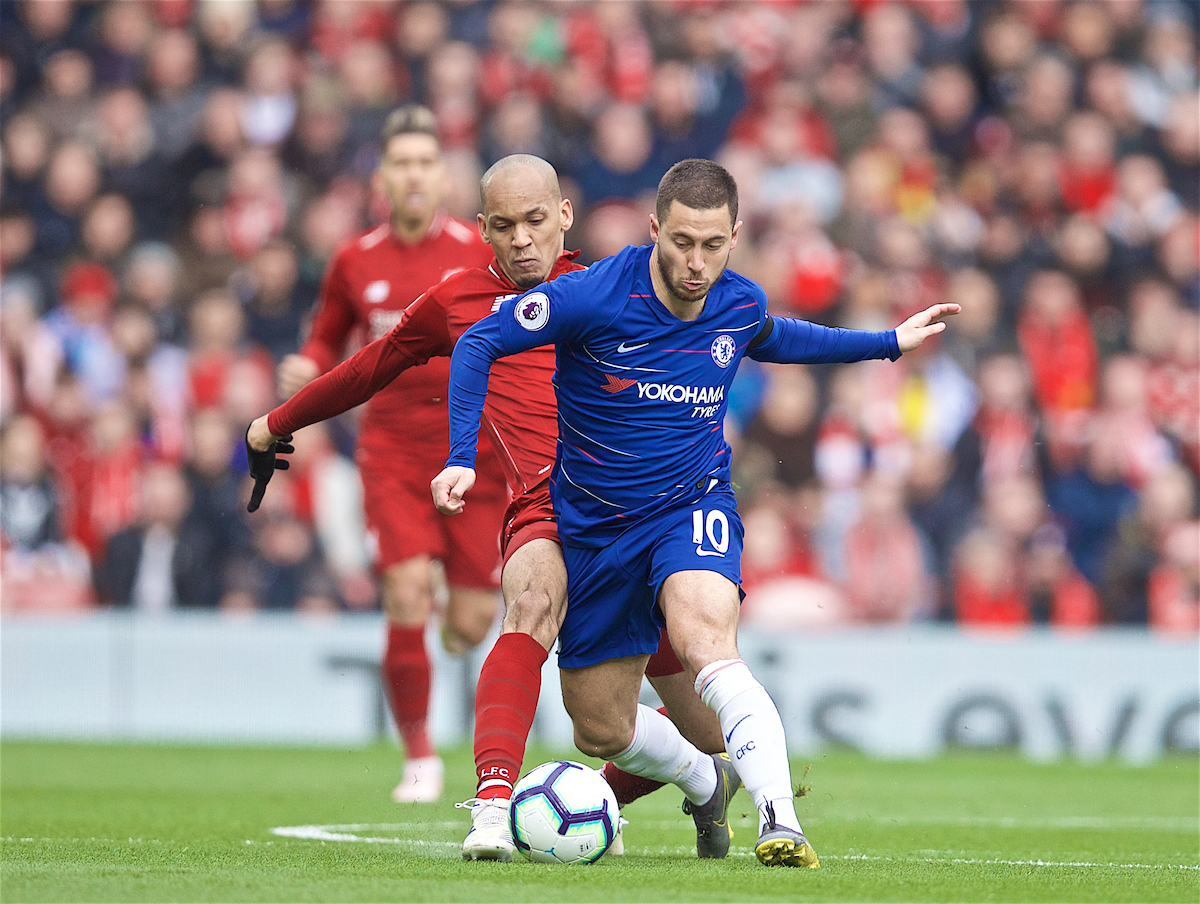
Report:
557,486,744,669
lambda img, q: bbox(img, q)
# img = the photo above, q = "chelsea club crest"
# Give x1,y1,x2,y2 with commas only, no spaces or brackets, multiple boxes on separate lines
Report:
710,334,736,368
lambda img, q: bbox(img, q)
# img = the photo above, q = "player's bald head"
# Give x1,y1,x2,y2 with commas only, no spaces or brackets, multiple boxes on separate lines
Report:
476,154,573,289
479,154,561,211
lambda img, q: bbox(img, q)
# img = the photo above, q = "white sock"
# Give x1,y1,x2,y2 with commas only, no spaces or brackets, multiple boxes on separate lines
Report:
695,659,802,834
610,704,717,805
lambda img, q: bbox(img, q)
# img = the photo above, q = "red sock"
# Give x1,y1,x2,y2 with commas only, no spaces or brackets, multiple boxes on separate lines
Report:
474,632,547,800
382,624,435,759
601,706,670,806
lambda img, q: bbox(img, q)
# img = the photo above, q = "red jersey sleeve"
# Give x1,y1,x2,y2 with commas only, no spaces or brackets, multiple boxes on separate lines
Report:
299,245,358,373
384,287,455,363
267,289,455,437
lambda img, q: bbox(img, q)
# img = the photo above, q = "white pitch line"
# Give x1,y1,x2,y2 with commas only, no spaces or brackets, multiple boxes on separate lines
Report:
265,824,1200,872
1,836,169,845
620,815,1198,831
269,825,458,848
8,829,1196,873
635,846,1200,871
831,853,1200,871
832,815,1198,830
275,822,464,832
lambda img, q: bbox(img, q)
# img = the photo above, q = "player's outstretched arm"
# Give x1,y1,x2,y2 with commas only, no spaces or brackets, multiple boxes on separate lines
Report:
431,466,476,515
246,296,454,513
748,302,961,365
264,294,453,444
894,303,961,353
748,315,900,364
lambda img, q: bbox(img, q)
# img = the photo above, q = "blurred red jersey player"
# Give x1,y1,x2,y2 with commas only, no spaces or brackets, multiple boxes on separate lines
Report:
277,106,506,804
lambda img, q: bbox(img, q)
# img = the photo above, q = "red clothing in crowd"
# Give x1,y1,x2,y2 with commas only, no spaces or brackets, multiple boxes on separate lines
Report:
844,518,927,622
1018,305,1099,413
1049,572,1102,628
34,398,141,561
1059,161,1117,215
1149,566,1200,634
561,7,654,104
189,346,275,411
974,407,1039,483
73,438,142,560
953,571,1030,627
955,566,1100,629
308,2,396,65
1148,358,1200,473
728,107,838,161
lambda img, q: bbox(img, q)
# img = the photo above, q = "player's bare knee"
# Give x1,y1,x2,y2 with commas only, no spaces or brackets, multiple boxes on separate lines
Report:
382,589,433,623
459,621,491,649
381,568,434,624
663,629,736,678
444,608,491,650
563,688,633,759
572,720,631,761
500,586,562,648
503,586,549,623
674,639,734,679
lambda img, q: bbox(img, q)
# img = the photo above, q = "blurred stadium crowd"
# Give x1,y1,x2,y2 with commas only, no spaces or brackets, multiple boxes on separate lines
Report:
0,0,1196,631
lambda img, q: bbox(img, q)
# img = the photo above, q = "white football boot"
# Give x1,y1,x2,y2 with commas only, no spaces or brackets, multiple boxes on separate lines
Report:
607,814,629,856
457,797,515,861
390,756,444,803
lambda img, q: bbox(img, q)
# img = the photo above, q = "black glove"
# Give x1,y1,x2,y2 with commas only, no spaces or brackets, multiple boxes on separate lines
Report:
245,426,294,513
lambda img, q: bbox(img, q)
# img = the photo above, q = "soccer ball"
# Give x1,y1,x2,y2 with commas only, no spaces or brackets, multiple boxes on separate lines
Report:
508,761,619,864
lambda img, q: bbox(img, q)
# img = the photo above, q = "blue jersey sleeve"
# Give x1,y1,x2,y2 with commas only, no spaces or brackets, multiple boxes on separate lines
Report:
445,261,619,469
747,314,900,365
445,314,508,469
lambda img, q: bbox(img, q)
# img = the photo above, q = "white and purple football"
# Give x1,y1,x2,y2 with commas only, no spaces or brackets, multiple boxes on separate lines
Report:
508,761,619,864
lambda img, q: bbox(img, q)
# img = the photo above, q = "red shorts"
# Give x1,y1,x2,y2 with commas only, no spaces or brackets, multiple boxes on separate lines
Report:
358,448,506,589
501,481,559,569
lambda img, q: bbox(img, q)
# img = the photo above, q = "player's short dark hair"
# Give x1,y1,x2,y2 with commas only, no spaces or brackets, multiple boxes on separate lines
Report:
655,159,738,226
380,104,438,145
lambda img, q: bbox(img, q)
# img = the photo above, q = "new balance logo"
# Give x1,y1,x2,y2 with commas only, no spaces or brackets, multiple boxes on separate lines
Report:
602,374,638,393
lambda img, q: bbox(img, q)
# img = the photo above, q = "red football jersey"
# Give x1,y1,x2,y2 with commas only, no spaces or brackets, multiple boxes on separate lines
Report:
271,251,585,496
301,213,494,453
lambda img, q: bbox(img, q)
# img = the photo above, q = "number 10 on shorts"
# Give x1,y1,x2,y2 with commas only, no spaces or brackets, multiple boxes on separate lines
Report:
692,509,730,557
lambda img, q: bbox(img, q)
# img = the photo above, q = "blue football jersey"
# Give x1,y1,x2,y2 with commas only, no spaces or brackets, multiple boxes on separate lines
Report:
447,243,900,548
448,244,764,547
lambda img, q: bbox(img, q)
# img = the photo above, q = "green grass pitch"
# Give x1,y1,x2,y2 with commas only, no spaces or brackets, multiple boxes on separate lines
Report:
1,741,1196,902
